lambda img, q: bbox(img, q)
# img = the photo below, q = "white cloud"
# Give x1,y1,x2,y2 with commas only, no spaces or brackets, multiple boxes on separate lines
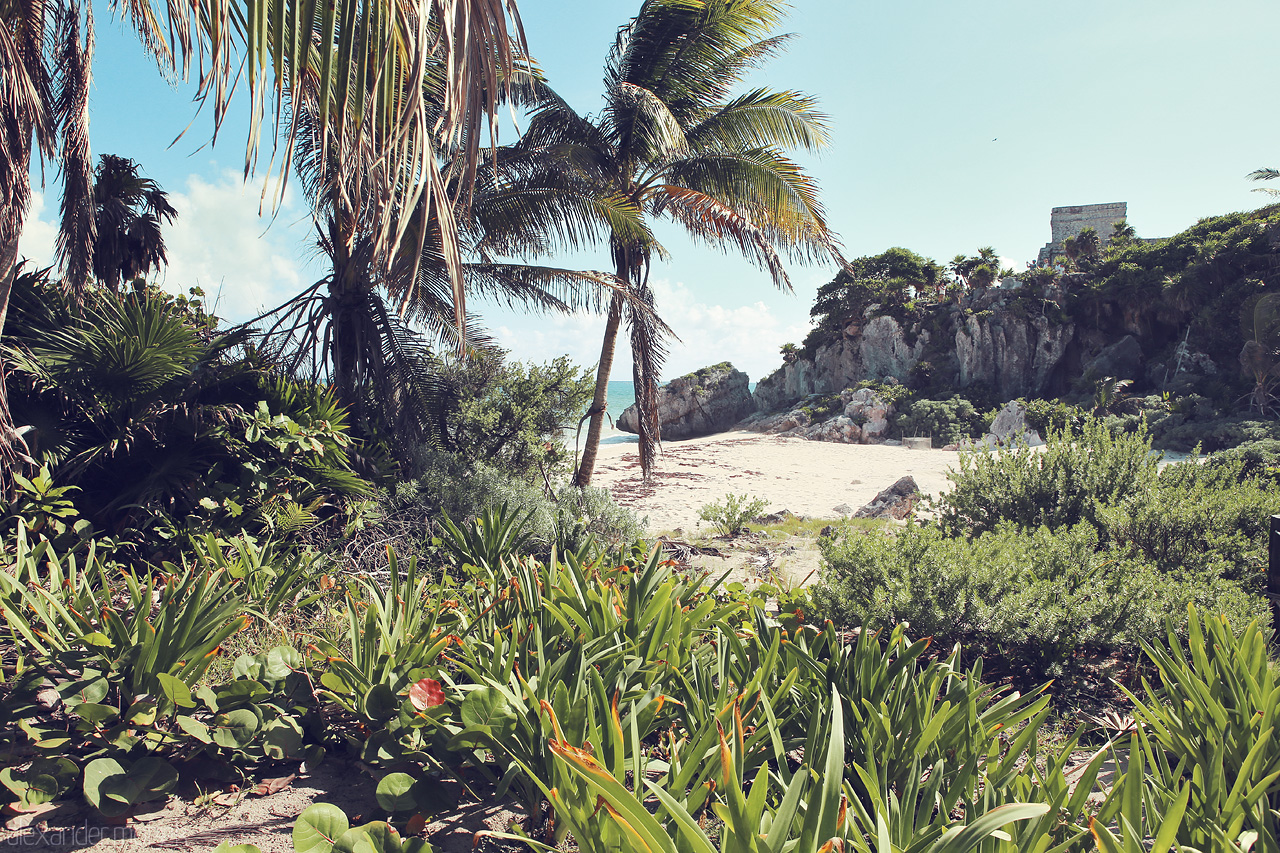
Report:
16,170,322,324
479,277,811,384
161,171,322,322
15,192,58,269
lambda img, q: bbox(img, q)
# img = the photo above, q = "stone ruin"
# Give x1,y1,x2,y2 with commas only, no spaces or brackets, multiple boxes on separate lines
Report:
1035,201,1128,265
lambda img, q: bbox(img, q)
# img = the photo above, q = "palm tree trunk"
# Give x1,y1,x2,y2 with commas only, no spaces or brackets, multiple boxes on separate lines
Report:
0,233,22,487
574,291,624,487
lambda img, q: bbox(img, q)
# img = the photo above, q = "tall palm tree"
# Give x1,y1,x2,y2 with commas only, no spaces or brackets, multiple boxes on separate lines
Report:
252,58,645,450
0,0,526,476
511,0,843,485
90,154,177,290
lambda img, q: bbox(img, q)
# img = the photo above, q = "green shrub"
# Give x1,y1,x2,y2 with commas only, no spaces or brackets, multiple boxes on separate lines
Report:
811,521,1268,679
893,395,988,445
1097,455,1280,586
936,418,1160,536
1209,438,1280,482
698,493,769,536
1021,397,1088,435
403,448,644,552
440,352,593,480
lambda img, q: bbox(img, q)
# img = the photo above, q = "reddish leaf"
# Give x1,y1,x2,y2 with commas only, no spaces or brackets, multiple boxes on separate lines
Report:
410,678,447,710
250,774,297,796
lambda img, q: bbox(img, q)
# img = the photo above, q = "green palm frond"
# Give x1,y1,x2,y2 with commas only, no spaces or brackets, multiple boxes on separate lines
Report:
650,184,789,288
685,88,829,154
662,148,839,262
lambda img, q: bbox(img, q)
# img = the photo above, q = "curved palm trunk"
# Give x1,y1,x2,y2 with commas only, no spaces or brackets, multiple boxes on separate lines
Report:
0,190,30,488
574,291,623,487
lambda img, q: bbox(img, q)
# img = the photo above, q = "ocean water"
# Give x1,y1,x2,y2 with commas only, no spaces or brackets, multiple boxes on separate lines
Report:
602,380,637,445
606,380,635,423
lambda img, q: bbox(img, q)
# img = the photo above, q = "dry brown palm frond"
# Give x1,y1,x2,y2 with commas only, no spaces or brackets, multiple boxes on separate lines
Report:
52,0,96,300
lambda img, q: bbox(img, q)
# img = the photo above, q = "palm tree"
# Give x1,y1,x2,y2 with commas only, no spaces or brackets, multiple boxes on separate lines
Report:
1,0,526,478
511,0,842,485
251,59,644,450
90,155,177,290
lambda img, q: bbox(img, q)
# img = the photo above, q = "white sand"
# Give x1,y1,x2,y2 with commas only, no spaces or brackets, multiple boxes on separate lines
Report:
592,430,963,533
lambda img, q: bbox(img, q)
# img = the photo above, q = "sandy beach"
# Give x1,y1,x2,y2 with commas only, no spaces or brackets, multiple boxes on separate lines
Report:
592,430,962,533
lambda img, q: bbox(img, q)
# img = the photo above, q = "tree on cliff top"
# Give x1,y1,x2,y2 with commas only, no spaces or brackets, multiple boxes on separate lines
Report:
803,247,944,356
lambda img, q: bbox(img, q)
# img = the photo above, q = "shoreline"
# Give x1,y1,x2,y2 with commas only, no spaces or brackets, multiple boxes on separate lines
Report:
591,430,962,533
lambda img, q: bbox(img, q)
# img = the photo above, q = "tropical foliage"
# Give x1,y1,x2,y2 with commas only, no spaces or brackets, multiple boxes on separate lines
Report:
813,421,1277,682
502,0,842,483
1,0,527,477
3,504,1278,851
2,268,370,549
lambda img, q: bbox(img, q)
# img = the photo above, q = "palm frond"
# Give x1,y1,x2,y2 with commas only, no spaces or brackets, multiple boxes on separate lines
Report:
625,275,666,476
650,184,790,289
660,148,842,264
52,0,96,299
686,88,829,154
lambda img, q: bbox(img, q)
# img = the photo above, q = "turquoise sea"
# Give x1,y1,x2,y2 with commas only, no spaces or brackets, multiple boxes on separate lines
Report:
601,380,638,445
606,380,635,423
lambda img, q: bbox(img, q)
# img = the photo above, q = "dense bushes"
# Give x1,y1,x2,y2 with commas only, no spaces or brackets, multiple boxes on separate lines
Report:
936,419,1160,536
813,419,1278,681
3,274,371,552
893,395,990,444
812,521,1266,677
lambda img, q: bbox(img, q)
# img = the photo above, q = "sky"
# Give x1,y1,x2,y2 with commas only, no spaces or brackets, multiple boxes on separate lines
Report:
17,0,1280,382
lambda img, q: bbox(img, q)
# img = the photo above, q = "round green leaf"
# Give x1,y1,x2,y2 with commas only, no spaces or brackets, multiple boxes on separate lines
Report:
460,688,519,740
83,758,131,816
212,708,262,749
262,717,305,760
362,684,398,722
176,715,213,743
336,822,402,853
72,702,119,725
320,671,352,695
266,646,302,679
233,653,266,681
131,757,178,800
293,803,350,853
156,673,197,709
375,773,416,813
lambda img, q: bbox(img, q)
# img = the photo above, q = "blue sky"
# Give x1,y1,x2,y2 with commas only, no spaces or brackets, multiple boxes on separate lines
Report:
18,0,1280,381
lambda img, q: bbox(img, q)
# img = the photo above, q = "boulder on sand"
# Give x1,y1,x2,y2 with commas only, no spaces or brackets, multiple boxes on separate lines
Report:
854,476,920,520
618,362,756,440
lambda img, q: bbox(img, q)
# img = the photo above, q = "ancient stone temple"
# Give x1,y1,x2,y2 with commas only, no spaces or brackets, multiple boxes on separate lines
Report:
1036,202,1128,265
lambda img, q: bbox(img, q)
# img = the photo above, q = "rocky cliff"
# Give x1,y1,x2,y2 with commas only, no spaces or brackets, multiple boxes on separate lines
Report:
618,362,756,440
756,287,1081,412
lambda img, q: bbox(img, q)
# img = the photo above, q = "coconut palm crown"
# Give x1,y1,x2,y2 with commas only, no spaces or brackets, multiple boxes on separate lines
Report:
0,0,526,481
509,0,844,483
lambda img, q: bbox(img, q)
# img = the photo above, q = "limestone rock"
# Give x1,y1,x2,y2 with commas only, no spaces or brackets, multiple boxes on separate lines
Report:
739,388,896,444
618,363,755,440
979,400,1044,447
854,476,920,520
955,313,1073,400
753,316,927,412
1148,342,1218,394
1083,335,1144,381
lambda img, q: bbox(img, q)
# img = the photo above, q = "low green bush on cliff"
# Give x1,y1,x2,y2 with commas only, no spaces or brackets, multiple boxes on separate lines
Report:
893,396,990,445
